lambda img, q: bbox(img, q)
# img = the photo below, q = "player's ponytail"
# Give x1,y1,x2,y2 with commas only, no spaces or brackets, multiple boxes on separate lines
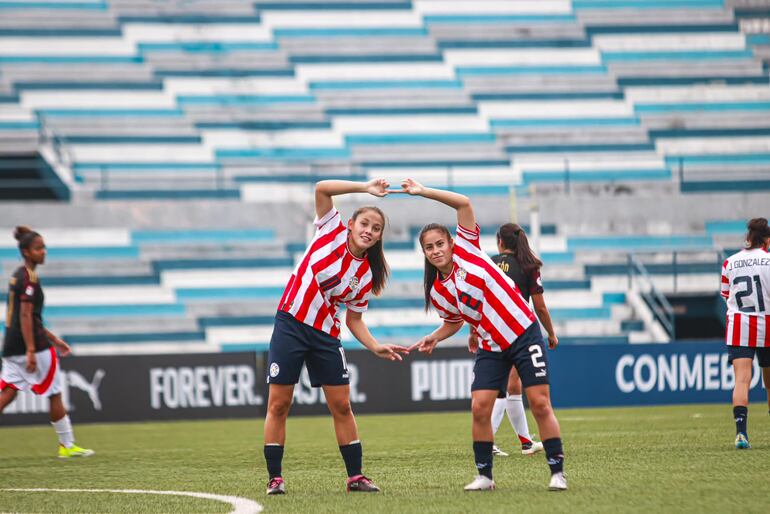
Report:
14,226,41,253
746,217,770,249
419,223,452,311
497,223,542,275
352,206,389,296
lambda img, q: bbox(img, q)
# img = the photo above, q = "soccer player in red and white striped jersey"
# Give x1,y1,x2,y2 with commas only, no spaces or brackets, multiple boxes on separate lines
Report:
403,179,566,492
263,179,409,495
720,217,770,449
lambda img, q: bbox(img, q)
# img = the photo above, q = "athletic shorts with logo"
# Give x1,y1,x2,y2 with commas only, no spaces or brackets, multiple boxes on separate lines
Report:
267,311,349,387
0,346,62,396
472,322,550,392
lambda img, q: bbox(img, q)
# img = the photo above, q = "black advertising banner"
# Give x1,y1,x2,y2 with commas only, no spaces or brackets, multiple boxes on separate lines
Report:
0,352,264,426
285,347,474,416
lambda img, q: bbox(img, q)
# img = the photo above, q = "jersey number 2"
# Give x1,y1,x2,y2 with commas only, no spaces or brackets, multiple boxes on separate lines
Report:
734,275,766,312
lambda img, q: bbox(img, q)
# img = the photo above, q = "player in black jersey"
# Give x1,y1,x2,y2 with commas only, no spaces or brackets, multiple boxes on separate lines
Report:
1,226,93,458
469,223,558,458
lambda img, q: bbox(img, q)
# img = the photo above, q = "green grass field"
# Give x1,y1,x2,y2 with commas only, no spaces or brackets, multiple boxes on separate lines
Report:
2,403,769,513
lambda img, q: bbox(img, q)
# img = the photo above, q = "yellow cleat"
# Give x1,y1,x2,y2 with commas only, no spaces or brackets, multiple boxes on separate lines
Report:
58,444,95,458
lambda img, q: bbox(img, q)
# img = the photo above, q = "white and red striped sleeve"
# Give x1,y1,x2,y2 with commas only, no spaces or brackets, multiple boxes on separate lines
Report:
456,223,482,251
314,207,341,233
720,259,730,300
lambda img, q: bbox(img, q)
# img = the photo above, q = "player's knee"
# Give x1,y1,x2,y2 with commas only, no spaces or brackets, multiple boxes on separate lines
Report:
328,399,353,418
267,398,292,418
528,395,552,419
471,399,493,421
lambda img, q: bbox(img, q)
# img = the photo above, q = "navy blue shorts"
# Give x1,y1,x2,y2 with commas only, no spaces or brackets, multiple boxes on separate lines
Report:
471,322,549,392
727,345,770,367
267,311,349,387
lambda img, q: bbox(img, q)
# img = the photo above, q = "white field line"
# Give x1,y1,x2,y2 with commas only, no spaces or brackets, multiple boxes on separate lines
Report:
0,488,263,514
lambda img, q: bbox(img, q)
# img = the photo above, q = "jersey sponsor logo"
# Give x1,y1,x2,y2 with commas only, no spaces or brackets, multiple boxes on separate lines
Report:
269,362,280,378
24,285,34,296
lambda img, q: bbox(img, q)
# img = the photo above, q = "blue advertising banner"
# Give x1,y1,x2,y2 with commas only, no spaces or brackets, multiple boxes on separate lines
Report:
548,341,767,408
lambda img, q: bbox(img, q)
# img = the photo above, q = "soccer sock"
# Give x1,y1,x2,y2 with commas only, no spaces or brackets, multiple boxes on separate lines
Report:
733,406,748,435
505,394,532,444
543,438,564,476
264,444,284,479
472,441,494,480
491,398,506,436
339,440,362,478
51,415,74,449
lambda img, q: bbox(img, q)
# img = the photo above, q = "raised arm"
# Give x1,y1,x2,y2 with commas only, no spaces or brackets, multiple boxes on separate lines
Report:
314,179,390,219
401,178,476,231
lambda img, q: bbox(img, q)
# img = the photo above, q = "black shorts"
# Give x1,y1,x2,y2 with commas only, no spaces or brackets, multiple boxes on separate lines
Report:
727,345,770,367
267,311,350,387
471,322,549,392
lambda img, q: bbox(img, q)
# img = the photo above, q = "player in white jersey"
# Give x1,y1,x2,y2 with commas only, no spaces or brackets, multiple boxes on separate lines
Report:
720,217,770,449
402,179,566,492
263,179,409,495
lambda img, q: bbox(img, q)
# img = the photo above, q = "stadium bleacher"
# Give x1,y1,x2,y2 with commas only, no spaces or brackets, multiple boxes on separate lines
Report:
0,0,768,353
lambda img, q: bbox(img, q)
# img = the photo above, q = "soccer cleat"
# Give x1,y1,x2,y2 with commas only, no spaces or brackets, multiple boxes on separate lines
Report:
735,433,751,450
548,472,568,491
266,477,286,495
521,441,544,456
464,475,496,491
346,475,381,493
492,445,509,457
58,445,95,459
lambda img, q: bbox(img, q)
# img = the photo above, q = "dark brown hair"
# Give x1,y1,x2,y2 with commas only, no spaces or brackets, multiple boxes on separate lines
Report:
351,206,389,296
418,223,453,311
14,225,41,254
497,223,543,275
746,217,770,249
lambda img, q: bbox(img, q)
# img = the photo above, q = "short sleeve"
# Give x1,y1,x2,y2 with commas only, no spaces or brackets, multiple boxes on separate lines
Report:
456,223,481,251
431,297,463,323
346,298,369,313
529,269,545,296
19,271,37,302
314,207,341,232
720,259,730,299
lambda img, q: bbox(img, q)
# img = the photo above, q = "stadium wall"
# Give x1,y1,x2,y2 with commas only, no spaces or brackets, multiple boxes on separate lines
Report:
1,342,765,426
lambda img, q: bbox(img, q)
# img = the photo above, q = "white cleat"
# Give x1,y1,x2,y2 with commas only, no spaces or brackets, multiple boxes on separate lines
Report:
492,445,509,457
464,475,496,491
548,472,567,491
521,441,544,455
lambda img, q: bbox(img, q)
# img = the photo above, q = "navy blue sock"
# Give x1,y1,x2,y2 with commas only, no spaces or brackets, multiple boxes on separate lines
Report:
734,406,748,435
543,438,564,475
339,441,363,477
472,441,494,479
264,444,284,479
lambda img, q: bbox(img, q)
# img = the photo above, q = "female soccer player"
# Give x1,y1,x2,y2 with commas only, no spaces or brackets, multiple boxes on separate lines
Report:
263,179,410,495
403,179,566,491
721,217,770,449
470,223,558,458
0,226,94,458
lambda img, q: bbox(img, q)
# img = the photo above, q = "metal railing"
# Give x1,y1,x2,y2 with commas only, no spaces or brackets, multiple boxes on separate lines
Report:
627,253,676,340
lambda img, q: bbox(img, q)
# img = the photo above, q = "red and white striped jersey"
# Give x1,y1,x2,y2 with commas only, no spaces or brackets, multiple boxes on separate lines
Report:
430,224,536,352
721,248,770,347
278,208,373,339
